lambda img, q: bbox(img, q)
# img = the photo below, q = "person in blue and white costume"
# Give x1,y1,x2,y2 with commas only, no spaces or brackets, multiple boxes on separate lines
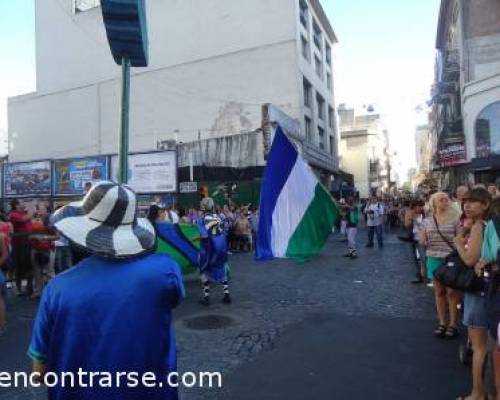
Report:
197,197,231,306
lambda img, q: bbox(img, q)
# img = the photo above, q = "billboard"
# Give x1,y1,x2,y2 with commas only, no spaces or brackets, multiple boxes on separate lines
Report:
4,160,52,197
438,143,467,168
54,156,109,195
111,151,177,193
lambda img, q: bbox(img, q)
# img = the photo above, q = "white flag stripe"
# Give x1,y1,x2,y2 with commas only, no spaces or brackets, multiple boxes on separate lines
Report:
271,156,317,257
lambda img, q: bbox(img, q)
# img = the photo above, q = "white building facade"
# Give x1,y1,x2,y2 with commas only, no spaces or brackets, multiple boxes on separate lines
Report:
8,0,339,178
338,105,391,199
431,0,500,186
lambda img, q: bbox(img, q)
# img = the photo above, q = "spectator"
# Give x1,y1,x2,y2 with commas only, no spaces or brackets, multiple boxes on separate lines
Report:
53,232,72,274
477,196,500,399
364,196,385,249
344,197,360,259
420,192,460,338
30,204,57,299
487,183,499,198
0,229,9,336
405,200,426,284
454,188,492,400
8,200,34,296
233,210,251,252
0,215,13,288
28,181,184,399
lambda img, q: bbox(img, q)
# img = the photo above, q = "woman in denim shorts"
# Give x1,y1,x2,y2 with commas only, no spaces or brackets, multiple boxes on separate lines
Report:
455,188,492,400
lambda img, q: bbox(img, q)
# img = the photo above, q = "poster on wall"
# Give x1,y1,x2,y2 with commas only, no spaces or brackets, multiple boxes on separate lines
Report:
111,151,177,193
4,160,52,197
54,156,109,195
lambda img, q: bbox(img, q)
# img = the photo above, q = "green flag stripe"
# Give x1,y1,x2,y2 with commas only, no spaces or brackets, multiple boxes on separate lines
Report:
157,238,197,274
285,183,339,260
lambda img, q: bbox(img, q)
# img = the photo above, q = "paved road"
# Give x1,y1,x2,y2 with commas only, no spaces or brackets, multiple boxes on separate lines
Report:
0,228,471,399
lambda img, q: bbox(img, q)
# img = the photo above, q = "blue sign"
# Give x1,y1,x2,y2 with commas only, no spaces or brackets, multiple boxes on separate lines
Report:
101,0,149,67
54,156,109,195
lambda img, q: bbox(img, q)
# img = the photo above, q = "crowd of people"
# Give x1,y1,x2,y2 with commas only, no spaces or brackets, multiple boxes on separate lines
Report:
0,194,261,336
399,183,500,400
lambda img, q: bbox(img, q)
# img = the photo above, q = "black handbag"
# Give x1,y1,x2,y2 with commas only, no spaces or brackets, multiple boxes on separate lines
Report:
432,216,484,292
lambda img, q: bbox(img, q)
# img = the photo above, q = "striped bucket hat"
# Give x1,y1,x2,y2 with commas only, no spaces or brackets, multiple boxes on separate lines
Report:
51,181,155,258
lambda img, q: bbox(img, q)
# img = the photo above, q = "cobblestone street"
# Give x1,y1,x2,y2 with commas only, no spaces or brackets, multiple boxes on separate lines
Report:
0,229,470,399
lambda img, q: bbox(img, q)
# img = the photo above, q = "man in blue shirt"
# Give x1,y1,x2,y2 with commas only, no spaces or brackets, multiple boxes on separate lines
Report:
28,181,184,400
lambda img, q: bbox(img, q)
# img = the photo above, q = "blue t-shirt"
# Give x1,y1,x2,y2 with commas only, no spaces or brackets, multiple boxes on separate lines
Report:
28,253,184,400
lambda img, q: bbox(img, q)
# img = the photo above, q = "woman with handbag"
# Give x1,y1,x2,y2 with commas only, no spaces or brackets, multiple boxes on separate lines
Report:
420,192,461,338
454,188,492,400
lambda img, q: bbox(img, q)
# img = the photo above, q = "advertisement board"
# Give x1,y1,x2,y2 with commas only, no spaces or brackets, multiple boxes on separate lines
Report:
111,151,177,193
179,181,198,193
4,160,52,197
438,143,467,168
54,156,109,195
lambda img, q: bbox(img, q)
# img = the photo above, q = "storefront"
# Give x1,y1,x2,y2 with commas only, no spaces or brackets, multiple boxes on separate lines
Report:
472,101,500,183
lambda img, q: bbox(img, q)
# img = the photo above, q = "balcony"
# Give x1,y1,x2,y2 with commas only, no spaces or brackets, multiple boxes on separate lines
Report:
442,49,460,82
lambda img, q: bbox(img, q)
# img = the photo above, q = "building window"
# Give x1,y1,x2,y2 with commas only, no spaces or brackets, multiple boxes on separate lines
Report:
301,35,310,61
299,0,308,29
318,126,325,150
475,101,500,157
315,55,323,79
316,93,325,120
325,43,332,66
329,135,335,155
75,0,100,12
313,19,322,50
305,116,312,143
303,78,312,108
328,106,334,128
326,72,332,92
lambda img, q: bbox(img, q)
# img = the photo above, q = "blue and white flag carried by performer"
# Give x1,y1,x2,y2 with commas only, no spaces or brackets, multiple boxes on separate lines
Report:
256,125,339,261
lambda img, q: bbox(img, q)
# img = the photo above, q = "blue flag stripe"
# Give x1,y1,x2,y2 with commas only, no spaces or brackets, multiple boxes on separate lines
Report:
256,126,298,260
156,223,199,265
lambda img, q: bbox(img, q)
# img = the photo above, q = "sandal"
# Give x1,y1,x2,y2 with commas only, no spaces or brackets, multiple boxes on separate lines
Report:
445,326,459,339
434,324,447,337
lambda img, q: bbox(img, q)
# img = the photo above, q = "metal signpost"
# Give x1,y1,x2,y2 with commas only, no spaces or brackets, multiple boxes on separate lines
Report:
101,0,149,183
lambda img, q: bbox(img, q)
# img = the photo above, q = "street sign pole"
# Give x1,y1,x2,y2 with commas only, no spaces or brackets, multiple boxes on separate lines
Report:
119,54,131,184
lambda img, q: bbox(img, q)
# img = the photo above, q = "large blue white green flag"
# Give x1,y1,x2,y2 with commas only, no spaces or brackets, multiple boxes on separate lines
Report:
256,125,339,261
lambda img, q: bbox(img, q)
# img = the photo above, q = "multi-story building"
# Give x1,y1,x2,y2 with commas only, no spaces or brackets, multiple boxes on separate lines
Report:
430,0,500,187
338,105,391,198
7,0,339,182
415,124,432,174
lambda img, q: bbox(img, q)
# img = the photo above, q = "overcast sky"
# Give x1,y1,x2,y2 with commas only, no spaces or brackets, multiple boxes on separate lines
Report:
0,0,440,179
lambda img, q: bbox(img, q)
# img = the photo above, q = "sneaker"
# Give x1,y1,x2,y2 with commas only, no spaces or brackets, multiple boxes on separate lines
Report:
199,297,210,306
222,293,232,304
343,253,353,258
365,243,374,248
350,252,358,259
426,282,434,288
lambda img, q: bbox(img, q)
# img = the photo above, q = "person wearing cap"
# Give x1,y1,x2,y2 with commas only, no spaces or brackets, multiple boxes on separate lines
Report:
197,197,231,305
27,181,184,400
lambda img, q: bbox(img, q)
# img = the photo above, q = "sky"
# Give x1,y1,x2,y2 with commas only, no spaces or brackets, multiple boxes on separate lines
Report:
0,0,440,180
320,0,441,180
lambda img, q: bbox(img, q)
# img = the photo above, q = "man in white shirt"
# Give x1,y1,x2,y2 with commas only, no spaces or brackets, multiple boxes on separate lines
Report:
364,196,384,248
